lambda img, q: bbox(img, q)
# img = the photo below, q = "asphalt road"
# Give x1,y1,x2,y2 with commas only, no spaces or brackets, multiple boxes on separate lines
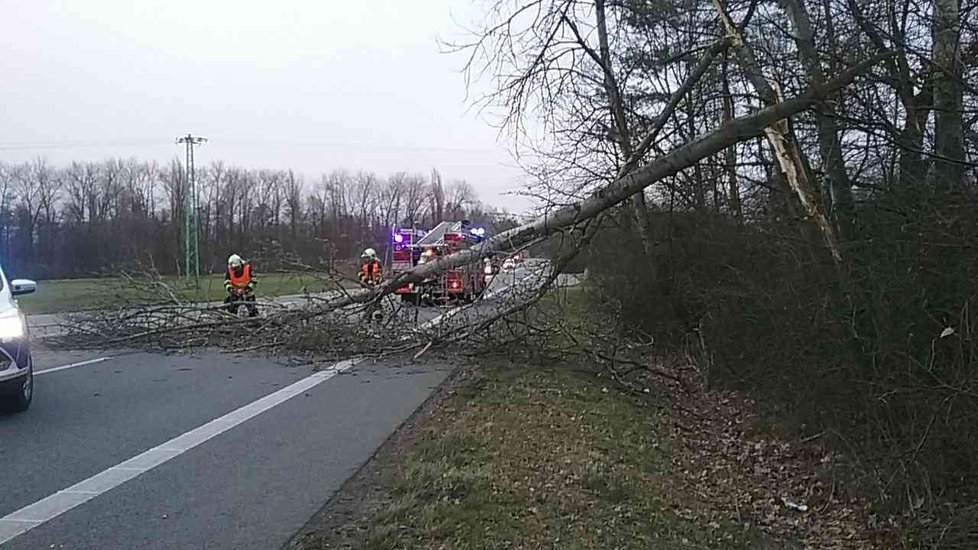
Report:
0,261,571,549
0,350,451,549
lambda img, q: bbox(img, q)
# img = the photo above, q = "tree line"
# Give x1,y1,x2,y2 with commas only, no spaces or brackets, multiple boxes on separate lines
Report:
0,158,509,278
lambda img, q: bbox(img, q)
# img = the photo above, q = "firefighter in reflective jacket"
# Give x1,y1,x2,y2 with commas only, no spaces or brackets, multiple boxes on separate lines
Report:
358,248,383,286
224,254,258,317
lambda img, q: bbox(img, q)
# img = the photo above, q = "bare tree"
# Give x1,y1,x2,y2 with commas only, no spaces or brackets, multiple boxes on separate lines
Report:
933,0,966,189
64,161,98,224
445,180,477,219
11,159,54,262
429,168,445,223
379,172,406,230
401,173,429,226
284,169,304,243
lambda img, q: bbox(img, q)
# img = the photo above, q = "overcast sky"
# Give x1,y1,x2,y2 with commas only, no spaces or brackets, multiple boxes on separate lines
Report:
0,0,534,212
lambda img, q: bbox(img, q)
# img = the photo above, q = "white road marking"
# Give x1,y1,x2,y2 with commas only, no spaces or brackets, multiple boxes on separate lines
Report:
417,305,464,332
480,280,518,301
0,358,359,546
34,357,113,376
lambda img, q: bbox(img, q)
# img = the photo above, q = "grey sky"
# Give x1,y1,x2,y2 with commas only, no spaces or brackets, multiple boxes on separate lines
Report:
0,0,534,212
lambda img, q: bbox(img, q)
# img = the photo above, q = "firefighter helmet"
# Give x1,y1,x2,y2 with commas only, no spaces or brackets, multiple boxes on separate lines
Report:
361,248,377,259
227,254,244,268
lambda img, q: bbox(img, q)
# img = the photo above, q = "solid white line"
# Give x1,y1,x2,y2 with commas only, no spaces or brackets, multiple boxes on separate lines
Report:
0,358,359,546
34,357,112,376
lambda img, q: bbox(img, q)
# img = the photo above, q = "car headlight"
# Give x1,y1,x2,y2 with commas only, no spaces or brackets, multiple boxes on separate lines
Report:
0,314,25,340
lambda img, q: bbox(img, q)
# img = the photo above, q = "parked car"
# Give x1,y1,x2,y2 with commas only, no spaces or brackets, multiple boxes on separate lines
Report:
0,270,37,413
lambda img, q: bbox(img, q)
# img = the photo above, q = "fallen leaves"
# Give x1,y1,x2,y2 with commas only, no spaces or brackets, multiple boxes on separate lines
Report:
658,360,892,548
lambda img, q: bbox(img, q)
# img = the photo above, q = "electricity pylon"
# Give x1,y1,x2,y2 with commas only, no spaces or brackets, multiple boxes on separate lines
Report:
176,134,207,283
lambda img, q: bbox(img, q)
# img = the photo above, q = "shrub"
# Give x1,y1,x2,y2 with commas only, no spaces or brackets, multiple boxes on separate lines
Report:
580,193,978,543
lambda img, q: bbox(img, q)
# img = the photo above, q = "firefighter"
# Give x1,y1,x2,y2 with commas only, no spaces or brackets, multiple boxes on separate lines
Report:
359,248,383,286
358,248,385,323
483,257,495,286
224,254,258,317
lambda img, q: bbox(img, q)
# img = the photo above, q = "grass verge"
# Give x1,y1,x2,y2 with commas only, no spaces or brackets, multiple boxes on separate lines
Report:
290,355,890,549
291,360,765,549
17,272,341,314
369,365,742,548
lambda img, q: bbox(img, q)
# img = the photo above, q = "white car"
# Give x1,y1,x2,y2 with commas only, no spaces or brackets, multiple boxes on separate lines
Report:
501,258,517,272
0,270,37,413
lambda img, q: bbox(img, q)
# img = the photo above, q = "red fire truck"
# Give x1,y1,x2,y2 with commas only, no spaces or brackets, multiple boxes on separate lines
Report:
390,221,488,305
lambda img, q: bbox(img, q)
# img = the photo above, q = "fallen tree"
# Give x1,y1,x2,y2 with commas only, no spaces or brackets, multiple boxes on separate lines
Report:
52,51,890,354
369,52,891,303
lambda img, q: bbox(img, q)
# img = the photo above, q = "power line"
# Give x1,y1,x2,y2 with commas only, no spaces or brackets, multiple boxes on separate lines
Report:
0,138,169,151
0,138,502,155
176,134,207,283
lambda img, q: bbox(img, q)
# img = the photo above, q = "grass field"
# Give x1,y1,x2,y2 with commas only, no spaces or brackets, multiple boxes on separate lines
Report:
16,272,343,314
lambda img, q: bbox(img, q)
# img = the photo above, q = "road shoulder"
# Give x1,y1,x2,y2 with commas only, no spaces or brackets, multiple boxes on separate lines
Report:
285,359,473,549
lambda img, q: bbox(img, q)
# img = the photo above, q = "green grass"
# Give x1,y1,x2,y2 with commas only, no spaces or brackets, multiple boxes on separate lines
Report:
17,272,342,314
304,363,748,549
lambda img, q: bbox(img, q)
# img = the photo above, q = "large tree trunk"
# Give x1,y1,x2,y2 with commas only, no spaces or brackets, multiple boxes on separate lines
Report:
898,80,933,188
932,0,965,190
371,56,886,301
780,0,852,215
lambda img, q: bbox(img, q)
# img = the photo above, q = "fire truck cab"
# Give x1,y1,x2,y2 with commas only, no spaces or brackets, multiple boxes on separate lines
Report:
390,221,488,306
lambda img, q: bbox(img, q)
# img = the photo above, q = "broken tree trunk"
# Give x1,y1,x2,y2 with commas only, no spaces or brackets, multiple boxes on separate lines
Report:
712,0,844,265
764,117,843,265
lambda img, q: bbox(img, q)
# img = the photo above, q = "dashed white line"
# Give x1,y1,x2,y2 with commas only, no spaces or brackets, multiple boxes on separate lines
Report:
0,357,359,546
34,356,113,376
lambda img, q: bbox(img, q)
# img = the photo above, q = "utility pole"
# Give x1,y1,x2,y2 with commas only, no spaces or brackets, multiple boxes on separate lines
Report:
176,134,207,283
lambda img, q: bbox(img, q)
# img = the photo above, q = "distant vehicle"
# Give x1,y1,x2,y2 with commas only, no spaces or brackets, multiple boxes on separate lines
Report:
390,221,489,305
501,258,517,272
0,269,36,413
